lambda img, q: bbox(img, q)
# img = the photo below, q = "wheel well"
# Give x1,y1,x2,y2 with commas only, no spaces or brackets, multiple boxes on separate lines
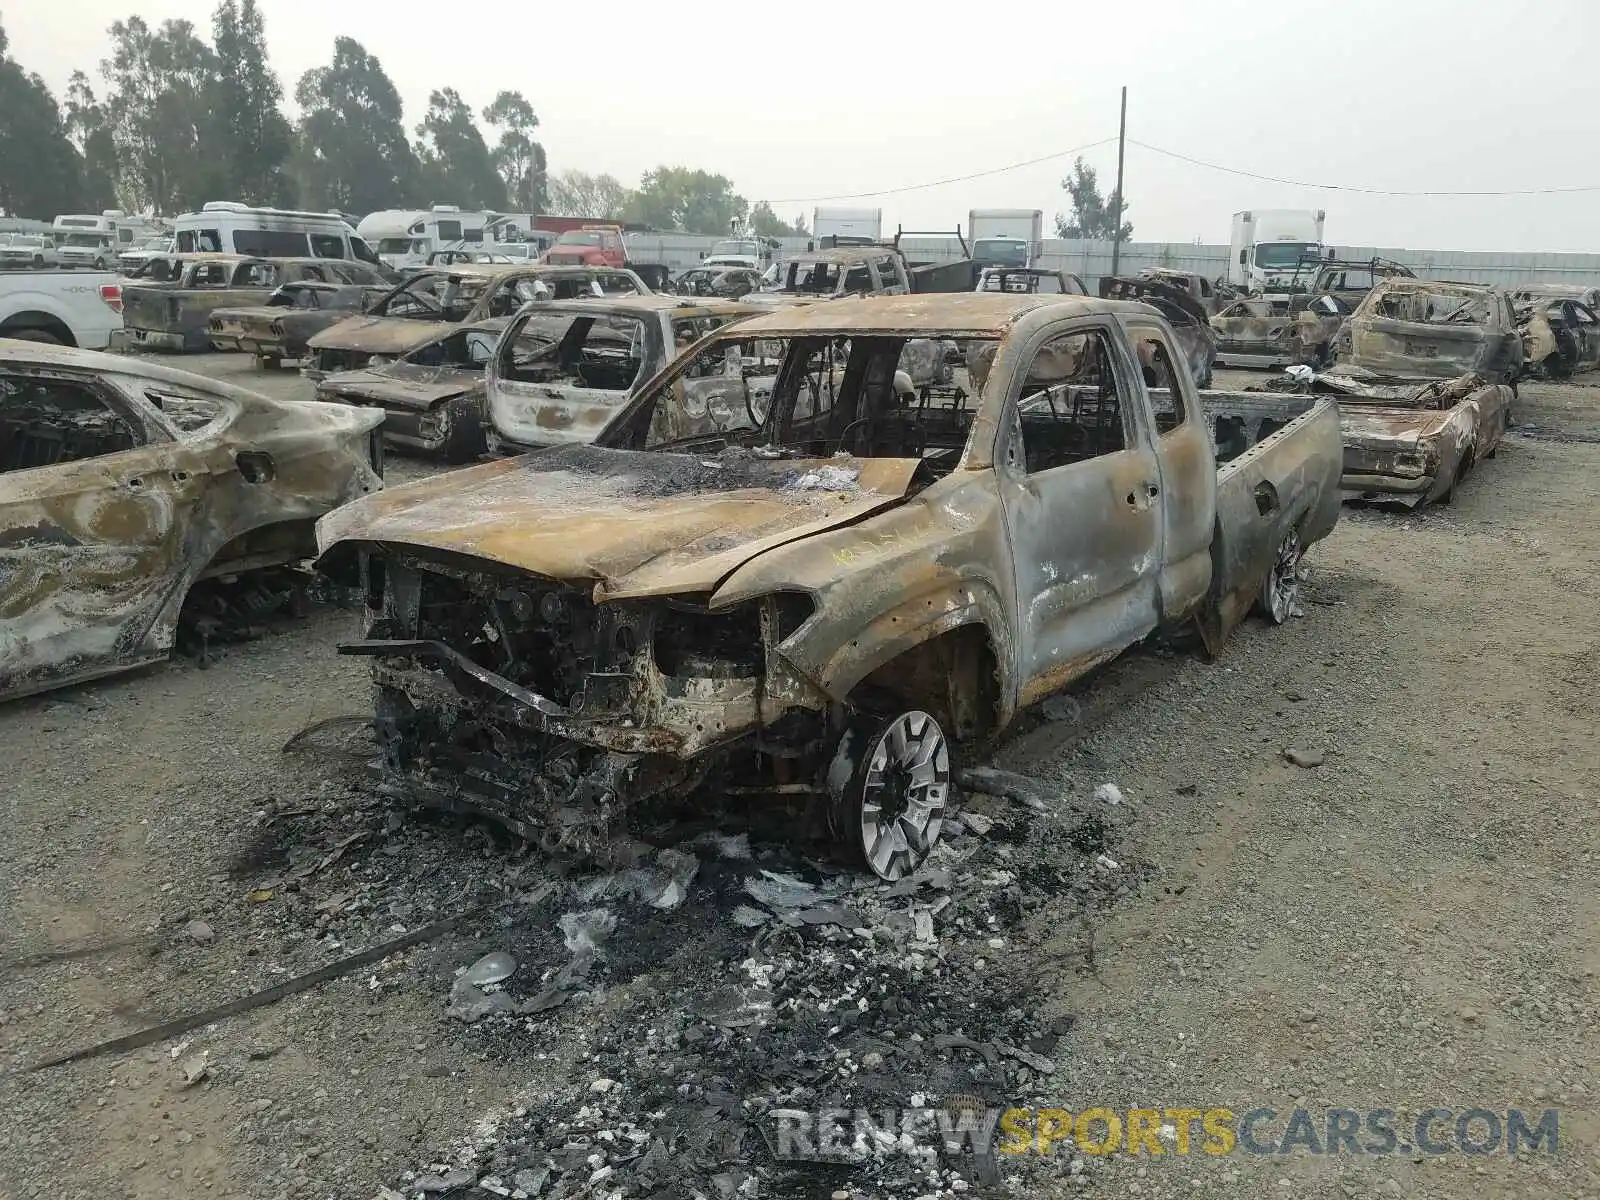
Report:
0,312,75,346
849,625,1001,744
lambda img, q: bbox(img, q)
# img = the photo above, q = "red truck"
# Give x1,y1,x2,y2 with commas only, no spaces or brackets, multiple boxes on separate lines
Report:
541,223,628,268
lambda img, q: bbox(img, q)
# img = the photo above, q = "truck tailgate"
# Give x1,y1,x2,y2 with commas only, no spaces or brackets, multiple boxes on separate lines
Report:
1198,392,1343,644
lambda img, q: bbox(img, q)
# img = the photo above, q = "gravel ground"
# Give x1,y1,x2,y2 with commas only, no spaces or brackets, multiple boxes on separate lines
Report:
0,356,1595,1200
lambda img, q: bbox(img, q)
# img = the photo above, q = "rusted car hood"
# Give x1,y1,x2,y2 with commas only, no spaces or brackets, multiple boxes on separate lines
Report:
316,444,919,601
309,315,449,356
321,363,482,411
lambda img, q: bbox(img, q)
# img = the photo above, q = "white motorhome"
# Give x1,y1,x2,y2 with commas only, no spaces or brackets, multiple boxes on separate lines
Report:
362,207,539,270
52,211,164,269
1228,209,1327,294
170,202,386,270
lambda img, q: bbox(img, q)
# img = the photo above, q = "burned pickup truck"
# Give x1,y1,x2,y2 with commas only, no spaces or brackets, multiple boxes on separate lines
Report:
1,340,383,702
208,280,388,368
304,264,650,380
1334,278,1524,385
119,255,391,353
315,293,1341,878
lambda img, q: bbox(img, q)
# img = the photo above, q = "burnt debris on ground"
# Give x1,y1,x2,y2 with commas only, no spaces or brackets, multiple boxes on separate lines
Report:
333,776,1143,1199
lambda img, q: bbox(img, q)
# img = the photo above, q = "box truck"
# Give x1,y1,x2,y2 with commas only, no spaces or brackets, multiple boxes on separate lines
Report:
1228,209,1327,294
811,207,882,247
968,209,1044,268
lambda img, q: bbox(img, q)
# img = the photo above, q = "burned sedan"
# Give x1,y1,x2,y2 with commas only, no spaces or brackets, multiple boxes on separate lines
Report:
316,320,507,463
1517,296,1600,379
0,340,383,702
487,295,765,455
1269,367,1511,507
316,294,1342,879
207,280,387,367
672,265,765,298
1212,297,1341,370
1335,278,1523,385
304,265,651,380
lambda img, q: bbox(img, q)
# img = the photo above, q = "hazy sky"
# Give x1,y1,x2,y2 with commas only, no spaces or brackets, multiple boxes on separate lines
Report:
8,0,1600,252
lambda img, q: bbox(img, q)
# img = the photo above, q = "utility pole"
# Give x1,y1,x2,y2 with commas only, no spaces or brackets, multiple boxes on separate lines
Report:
1109,86,1127,277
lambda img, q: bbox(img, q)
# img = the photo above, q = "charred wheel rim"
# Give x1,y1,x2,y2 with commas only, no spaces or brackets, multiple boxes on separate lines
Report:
855,711,949,881
1263,529,1303,624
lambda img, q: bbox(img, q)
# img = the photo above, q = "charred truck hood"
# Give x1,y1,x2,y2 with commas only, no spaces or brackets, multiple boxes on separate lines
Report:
315,444,920,601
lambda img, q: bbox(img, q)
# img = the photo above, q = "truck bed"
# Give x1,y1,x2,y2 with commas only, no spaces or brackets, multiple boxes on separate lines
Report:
1170,389,1343,647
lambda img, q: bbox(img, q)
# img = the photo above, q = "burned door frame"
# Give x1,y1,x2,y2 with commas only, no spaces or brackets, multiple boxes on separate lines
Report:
0,363,207,695
1119,312,1217,621
990,315,1165,706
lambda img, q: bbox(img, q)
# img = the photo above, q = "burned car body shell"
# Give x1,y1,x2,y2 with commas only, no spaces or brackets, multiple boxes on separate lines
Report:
1268,368,1511,507
1098,276,1218,387
208,281,386,363
1516,297,1600,380
316,320,508,462
304,265,651,380
316,294,1341,847
487,295,763,455
1336,279,1523,385
672,266,765,298
121,257,387,353
1212,297,1340,369
0,340,383,701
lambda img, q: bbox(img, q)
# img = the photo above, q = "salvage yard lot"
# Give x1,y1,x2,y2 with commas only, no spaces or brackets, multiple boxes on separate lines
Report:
1,359,1597,1199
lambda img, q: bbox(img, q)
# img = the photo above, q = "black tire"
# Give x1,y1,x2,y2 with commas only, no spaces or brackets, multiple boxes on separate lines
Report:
829,710,952,882
437,395,488,464
4,328,63,345
258,355,282,371
32,255,43,269
93,257,107,270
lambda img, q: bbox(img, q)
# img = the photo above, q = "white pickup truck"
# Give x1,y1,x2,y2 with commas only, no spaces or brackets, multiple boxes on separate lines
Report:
0,270,125,349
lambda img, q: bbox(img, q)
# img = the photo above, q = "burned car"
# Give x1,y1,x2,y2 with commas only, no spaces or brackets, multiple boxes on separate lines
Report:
1268,367,1511,507
1294,257,1415,312
304,265,650,380
672,265,765,298
316,320,507,463
1516,295,1600,379
1098,275,1217,387
119,255,391,353
1136,268,1228,315
0,340,384,702
1212,297,1341,370
316,293,1342,879
1335,278,1523,385
208,279,388,368
488,295,765,455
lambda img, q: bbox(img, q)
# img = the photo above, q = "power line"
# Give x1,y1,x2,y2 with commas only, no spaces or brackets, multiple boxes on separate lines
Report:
765,137,1118,204
1131,139,1600,197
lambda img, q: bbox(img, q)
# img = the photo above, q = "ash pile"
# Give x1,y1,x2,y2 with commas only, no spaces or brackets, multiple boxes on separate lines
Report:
388,774,1141,1200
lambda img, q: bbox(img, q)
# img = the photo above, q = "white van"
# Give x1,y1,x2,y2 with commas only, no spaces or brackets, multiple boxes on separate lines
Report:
52,210,165,269
171,202,386,271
